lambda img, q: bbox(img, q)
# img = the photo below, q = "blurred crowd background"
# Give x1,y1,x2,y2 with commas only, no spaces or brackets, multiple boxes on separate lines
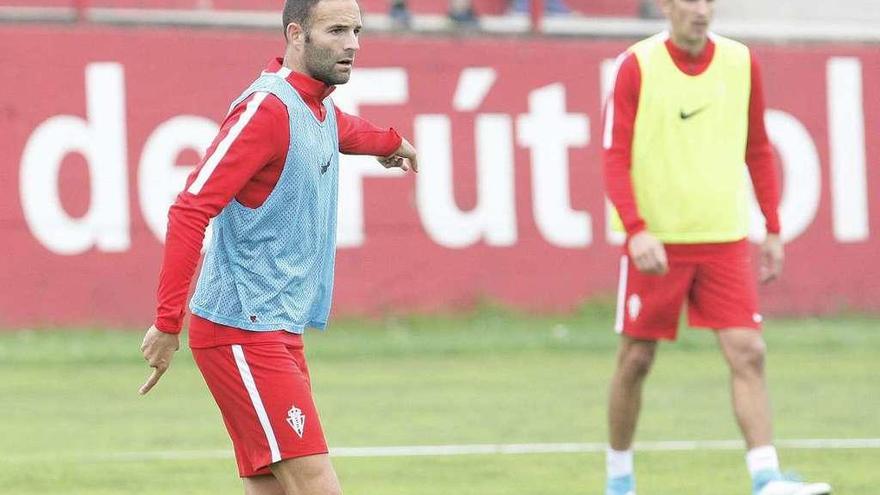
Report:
3,0,878,30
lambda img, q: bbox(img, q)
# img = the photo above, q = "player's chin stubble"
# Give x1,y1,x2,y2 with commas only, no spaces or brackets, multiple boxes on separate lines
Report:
304,44,351,86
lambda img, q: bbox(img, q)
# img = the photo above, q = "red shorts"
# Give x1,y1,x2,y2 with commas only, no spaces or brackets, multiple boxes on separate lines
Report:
192,337,328,477
613,240,762,341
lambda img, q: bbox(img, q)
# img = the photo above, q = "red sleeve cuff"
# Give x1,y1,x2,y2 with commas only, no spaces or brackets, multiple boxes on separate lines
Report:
625,221,647,237
382,127,403,157
154,317,183,334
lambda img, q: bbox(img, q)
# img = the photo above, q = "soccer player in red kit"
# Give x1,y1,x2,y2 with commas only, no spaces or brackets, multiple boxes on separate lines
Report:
602,1,830,494
138,1,417,494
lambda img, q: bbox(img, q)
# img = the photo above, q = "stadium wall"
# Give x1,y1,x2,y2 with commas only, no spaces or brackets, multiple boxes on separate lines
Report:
1,25,878,328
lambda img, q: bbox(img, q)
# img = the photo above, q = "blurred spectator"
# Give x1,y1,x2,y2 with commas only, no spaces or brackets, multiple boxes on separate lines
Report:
448,0,478,26
639,0,663,19
389,0,478,28
389,0,411,27
508,0,572,16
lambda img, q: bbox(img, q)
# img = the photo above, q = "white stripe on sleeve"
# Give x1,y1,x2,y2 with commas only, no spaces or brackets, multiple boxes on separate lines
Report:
231,344,282,464
602,52,629,151
188,92,270,195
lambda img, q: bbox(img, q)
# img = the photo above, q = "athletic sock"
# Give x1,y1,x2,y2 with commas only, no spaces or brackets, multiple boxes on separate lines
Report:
746,445,780,480
606,447,634,479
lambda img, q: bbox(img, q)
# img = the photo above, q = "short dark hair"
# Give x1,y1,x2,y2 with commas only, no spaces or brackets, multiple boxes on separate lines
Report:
282,0,322,39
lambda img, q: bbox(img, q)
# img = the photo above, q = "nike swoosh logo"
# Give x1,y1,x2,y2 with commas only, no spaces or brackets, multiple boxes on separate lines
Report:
680,105,709,120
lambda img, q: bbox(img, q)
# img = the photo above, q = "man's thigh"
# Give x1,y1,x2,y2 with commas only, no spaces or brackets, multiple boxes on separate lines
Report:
244,474,285,495
192,343,329,478
271,453,341,495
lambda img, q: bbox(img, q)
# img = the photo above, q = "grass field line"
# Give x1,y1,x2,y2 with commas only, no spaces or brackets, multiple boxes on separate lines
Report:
6,439,880,464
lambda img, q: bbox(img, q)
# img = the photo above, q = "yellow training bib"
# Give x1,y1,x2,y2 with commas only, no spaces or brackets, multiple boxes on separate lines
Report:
612,33,752,243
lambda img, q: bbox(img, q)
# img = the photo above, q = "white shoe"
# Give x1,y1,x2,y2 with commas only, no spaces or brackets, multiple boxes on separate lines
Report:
756,479,832,495
605,474,635,495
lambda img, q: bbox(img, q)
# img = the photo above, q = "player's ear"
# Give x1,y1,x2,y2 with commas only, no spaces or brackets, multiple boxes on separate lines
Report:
286,22,306,46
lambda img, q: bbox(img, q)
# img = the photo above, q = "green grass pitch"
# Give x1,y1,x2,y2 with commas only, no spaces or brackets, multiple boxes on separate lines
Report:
1,305,877,494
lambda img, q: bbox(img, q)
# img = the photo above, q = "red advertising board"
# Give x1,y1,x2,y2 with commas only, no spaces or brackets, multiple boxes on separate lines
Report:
1,25,878,328
0,1,637,16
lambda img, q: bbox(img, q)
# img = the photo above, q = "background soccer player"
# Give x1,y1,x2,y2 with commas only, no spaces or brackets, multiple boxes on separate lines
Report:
138,1,417,494
602,1,831,494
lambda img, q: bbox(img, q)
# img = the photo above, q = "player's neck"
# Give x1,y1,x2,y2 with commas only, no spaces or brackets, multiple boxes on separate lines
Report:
282,54,308,77
669,34,708,58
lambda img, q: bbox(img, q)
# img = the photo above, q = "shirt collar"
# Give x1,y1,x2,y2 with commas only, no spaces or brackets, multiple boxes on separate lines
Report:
266,57,336,101
664,37,715,66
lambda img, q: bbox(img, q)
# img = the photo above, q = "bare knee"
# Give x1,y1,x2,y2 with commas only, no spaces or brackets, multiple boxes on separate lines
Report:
617,339,657,379
727,336,767,376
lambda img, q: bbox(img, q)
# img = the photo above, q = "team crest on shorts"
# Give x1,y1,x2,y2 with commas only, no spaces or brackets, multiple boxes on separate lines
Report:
627,294,642,321
286,405,305,438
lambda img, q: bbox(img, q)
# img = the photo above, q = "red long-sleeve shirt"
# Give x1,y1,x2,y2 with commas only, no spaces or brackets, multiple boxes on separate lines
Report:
155,58,402,336
603,38,780,238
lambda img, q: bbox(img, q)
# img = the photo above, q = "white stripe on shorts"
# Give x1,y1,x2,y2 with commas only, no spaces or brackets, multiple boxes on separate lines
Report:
614,255,628,334
231,344,282,463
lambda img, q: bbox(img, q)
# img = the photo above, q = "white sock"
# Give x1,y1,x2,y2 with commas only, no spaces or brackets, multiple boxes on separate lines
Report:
606,448,634,478
746,445,780,478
